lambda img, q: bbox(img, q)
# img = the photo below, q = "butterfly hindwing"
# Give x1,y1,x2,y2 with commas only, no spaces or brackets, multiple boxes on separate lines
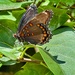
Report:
19,13,52,44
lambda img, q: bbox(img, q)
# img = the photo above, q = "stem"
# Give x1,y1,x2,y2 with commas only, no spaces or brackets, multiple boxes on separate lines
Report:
18,58,43,64
19,47,29,59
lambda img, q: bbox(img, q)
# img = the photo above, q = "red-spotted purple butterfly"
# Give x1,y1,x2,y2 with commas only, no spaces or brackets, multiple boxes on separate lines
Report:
14,5,53,44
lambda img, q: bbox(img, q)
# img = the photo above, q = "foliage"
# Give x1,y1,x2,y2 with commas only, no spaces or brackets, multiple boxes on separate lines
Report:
0,0,75,75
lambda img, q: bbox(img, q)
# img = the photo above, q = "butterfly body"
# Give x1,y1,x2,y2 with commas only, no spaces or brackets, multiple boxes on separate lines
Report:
14,5,53,44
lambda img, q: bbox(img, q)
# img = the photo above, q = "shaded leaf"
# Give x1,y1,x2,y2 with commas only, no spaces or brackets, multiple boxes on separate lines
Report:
42,27,75,75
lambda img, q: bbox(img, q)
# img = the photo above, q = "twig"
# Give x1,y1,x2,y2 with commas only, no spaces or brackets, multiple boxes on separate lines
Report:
17,58,43,64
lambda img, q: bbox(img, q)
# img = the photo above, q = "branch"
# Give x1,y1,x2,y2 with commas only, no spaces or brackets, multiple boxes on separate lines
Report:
17,58,44,64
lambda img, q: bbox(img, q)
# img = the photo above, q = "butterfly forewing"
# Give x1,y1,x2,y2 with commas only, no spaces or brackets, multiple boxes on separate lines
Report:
18,5,37,32
34,10,53,25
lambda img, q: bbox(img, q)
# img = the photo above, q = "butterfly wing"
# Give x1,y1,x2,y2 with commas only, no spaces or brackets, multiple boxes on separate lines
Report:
19,16,52,44
18,5,37,32
34,10,53,25
15,10,53,44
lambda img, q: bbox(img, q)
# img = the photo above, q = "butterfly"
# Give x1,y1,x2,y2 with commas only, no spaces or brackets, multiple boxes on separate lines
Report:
14,5,53,44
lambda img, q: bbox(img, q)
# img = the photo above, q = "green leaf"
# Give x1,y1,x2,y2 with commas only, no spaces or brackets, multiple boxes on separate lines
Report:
50,8,68,31
0,45,22,65
0,11,16,21
0,62,2,67
59,13,69,25
0,0,32,10
12,9,25,24
15,53,52,75
2,60,17,65
38,47,64,75
0,57,10,62
41,0,50,6
0,23,15,48
61,0,75,6
64,21,75,29
0,47,17,60
50,0,74,6
42,27,75,75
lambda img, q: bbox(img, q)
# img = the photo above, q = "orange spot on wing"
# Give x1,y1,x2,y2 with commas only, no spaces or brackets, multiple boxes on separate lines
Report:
27,34,30,36
43,28,45,31
42,37,45,40
40,26,43,29
37,24,40,27
43,34,47,37
32,33,34,36
44,31,46,33
21,33,24,37
25,27,27,29
26,30,29,32
29,23,33,26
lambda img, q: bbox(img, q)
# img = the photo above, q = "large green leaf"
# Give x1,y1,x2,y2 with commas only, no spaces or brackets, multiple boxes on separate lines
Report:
42,27,75,75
